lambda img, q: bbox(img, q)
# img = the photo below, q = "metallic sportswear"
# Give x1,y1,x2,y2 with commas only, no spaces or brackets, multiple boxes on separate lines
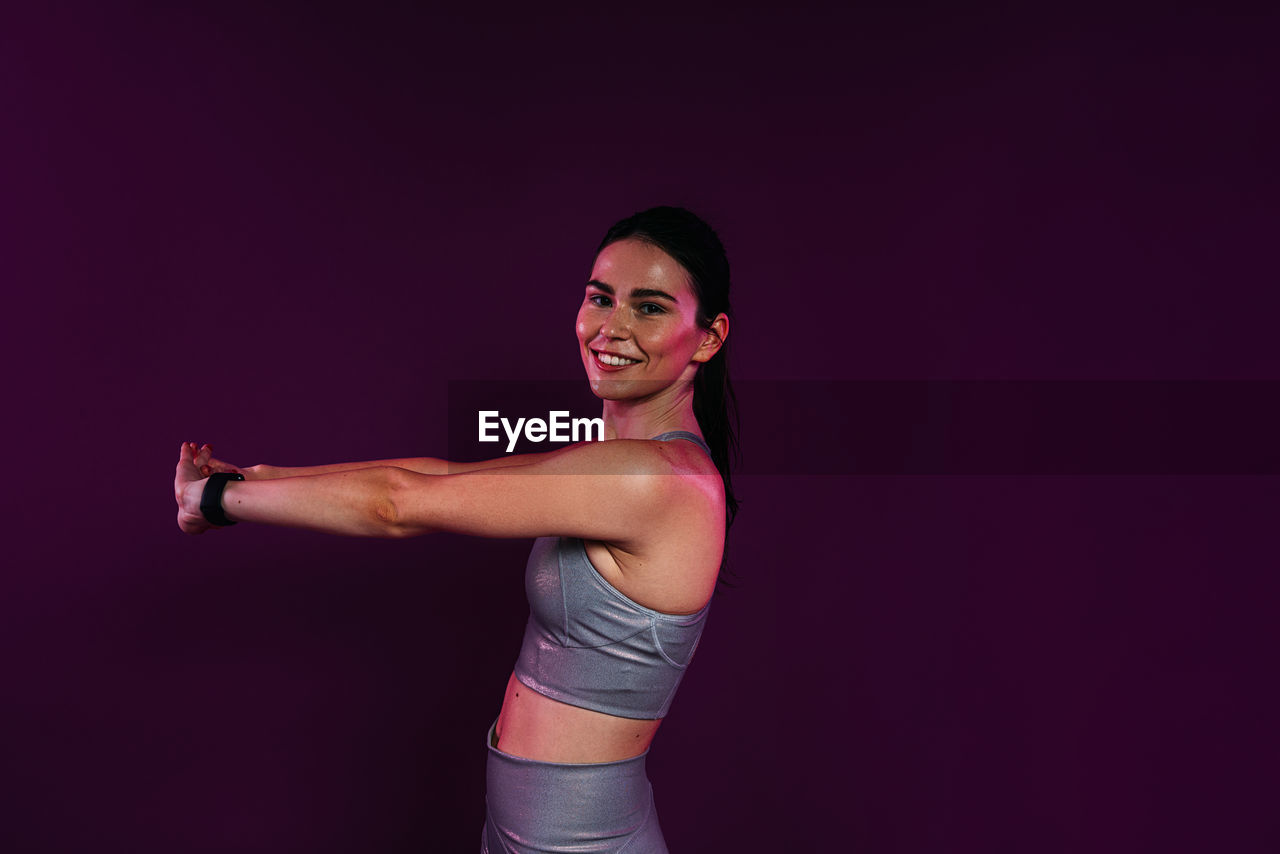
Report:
511,431,714,720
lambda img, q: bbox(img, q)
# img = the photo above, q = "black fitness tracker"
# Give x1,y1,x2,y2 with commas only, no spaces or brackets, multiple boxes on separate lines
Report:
200,472,245,527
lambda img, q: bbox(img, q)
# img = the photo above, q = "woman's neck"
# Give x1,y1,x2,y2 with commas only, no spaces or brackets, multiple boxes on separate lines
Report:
598,392,701,441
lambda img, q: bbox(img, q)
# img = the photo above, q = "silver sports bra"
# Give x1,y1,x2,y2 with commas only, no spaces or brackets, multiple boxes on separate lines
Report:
511,431,714,720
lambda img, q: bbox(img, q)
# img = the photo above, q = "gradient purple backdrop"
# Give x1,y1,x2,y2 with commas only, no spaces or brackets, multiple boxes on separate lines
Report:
3,3,1277,852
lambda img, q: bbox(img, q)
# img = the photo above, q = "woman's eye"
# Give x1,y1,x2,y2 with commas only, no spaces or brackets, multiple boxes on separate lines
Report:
639,303,664,315
588,294,611,307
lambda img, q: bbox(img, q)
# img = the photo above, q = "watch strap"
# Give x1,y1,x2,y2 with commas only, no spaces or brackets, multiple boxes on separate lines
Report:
200,472,245,527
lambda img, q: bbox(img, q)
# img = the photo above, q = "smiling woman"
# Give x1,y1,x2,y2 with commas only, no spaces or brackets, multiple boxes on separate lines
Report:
173,205,741,853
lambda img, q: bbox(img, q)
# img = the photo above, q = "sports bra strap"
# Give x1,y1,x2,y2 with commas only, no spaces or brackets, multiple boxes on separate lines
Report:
649,430,712,458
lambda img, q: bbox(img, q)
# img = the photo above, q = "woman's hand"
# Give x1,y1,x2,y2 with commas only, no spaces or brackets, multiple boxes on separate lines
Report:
197,446,245,478
174,442,216,535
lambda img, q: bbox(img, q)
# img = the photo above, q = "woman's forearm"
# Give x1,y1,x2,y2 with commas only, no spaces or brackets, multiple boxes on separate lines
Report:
248,451,541,480
247,458,448,479
192,467,406,537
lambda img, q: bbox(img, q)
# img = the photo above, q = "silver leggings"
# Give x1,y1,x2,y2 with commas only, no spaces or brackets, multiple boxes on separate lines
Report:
480,719,669,853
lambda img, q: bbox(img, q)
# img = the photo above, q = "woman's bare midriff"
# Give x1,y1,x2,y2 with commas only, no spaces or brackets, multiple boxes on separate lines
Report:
494,671,662,763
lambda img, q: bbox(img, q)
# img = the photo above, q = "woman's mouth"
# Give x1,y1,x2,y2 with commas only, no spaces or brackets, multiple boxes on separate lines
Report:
592,349,642,369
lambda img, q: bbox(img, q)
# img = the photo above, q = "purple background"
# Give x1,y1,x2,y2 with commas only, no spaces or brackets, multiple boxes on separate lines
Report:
4,3,1277,851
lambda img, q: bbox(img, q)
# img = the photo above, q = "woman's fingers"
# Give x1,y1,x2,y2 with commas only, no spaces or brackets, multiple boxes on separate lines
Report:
176,443,195,474
175,443,217,469
175,442,204,503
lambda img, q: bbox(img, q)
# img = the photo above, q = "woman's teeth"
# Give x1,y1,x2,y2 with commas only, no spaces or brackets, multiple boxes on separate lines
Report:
597,352,640,366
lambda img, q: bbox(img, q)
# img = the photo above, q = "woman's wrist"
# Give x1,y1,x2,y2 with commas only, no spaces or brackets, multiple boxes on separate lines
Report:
183,478,208,522
184,475,245,526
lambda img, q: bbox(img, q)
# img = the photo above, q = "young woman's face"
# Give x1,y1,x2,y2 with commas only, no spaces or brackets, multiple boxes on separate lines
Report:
577,238,721,401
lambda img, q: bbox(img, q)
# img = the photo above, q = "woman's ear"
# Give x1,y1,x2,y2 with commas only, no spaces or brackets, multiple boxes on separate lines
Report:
692,313,729,363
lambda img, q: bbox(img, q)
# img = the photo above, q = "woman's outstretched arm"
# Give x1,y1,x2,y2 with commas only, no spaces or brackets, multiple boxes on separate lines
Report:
174,439,708,544
175,443,400,536
174,443,560,536
174,443,536,536
199,447,544,480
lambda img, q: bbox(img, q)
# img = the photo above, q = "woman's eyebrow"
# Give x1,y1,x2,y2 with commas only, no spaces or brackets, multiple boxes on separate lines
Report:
586,279,679,303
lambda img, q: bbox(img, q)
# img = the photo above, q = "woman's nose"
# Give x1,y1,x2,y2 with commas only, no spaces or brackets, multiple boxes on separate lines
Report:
599,308,630,338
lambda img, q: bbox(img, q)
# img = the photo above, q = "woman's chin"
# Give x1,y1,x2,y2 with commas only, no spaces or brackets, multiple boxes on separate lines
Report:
588,378,631,400
588,377,670,401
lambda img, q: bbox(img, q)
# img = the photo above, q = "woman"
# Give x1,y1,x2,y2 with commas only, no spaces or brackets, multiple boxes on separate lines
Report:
173,205,739,852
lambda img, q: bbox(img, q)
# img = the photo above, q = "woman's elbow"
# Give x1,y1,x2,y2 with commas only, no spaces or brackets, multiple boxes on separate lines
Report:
378,469,435,538
371,494,406,537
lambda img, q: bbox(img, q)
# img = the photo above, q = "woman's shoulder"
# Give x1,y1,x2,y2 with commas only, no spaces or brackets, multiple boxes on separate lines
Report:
527,437,723,527
526,435,712,479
